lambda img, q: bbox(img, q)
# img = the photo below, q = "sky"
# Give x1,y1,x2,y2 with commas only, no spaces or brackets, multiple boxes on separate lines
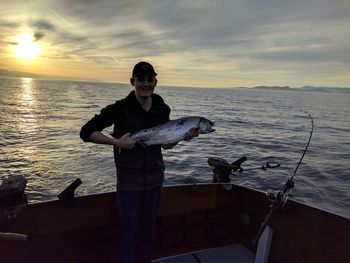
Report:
1,0,350,88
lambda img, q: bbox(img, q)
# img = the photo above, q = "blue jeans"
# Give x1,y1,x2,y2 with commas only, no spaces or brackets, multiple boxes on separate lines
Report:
117,187,162,263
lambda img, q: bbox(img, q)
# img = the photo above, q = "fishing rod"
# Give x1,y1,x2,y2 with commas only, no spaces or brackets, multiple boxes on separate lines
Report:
252,112,314,244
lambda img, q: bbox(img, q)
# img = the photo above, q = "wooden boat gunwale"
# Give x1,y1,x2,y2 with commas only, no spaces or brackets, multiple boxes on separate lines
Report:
1,183,349,263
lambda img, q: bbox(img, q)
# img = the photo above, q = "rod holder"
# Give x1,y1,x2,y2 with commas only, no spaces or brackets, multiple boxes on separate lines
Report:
57,178,82,202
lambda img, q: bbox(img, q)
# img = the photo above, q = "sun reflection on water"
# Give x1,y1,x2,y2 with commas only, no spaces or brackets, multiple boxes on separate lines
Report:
17,77,38,154
21,77,35,107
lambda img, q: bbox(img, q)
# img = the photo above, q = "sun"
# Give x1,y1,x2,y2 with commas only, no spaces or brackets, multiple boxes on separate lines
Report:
13,33,41,60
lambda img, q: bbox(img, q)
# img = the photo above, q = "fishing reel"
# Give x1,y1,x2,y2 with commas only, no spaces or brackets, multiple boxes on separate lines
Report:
266,178,295,205
266,190,287,204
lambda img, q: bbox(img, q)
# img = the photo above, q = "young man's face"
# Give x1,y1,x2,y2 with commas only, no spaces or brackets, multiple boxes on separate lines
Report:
131,75,157,98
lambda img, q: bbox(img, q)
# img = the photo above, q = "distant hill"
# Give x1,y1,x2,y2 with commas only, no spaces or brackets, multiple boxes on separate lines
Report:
0,69,101,82
253,85,350,94
300,86,350,93
0,69,52,79
254,86,291,91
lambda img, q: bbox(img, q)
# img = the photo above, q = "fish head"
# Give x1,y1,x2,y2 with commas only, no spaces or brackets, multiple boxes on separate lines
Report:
198,118,215,134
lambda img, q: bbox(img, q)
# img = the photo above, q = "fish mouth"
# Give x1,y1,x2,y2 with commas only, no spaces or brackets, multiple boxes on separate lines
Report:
199,118,215,133
204,124,215,133
201,128,215,134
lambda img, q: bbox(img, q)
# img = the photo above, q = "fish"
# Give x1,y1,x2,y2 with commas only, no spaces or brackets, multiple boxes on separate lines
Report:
130,116,215,147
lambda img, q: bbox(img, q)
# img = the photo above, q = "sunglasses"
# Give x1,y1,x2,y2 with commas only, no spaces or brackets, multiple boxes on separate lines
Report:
135,76,155,82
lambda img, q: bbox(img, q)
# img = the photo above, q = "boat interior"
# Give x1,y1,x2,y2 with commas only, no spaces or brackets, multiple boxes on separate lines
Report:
1,181,349,263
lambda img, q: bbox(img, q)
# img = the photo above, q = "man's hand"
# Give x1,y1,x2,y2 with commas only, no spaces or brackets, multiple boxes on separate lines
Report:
117,133,136,149
185,127,199,141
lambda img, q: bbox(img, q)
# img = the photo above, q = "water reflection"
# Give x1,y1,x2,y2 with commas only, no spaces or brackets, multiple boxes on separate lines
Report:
18,78,38,132
17,78,38,157
21,77,35,107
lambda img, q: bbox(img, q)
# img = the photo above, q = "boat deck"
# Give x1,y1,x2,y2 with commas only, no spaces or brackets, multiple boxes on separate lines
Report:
154,244,255,263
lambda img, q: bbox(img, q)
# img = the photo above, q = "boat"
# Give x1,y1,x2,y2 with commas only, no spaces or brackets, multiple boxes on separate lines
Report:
1,159,349,263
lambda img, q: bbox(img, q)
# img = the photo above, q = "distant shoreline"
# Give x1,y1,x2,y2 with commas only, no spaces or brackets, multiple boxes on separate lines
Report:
252,85,350,94
1,69,349,93
0,69,106,84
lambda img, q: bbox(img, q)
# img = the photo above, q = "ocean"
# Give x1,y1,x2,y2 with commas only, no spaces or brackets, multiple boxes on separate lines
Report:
0,77,349,218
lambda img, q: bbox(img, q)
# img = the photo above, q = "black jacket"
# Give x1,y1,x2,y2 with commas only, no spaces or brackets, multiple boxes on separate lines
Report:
80,91,171,191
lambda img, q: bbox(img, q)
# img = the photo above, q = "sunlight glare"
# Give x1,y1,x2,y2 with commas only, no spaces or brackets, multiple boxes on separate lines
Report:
13,33,41,60
18,77,38,134
21,77,35,107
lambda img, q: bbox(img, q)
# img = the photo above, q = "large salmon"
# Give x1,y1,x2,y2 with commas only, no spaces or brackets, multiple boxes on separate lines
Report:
130,116,215,147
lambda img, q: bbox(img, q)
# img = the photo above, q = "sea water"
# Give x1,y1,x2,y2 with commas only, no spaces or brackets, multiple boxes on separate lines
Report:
0,77,349,217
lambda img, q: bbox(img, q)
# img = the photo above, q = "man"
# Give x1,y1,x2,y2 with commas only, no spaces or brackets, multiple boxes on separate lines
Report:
80,62,196,263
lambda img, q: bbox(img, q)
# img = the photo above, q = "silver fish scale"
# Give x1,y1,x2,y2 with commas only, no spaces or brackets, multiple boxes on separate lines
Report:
130,116,214,147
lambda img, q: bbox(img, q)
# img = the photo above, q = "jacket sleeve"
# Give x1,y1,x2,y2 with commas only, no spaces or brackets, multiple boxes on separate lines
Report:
80,102,120,142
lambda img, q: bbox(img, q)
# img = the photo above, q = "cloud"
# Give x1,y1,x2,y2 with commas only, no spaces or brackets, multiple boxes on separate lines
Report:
32,20,56,31
1,0,350,87
34,32,45,41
